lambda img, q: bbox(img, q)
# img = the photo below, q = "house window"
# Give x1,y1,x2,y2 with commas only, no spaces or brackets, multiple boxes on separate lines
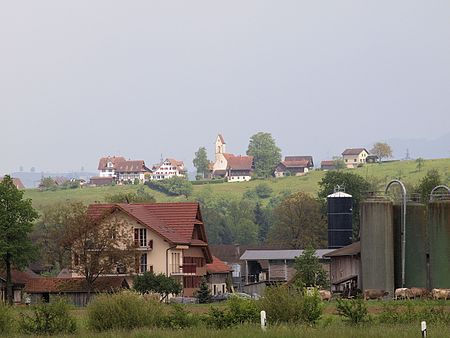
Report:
171,252,181,273
354,159,357,162
140,253,147,273
134,228,147,247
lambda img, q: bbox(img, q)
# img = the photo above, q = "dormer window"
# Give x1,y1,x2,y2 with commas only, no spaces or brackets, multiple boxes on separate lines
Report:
107,161,113,168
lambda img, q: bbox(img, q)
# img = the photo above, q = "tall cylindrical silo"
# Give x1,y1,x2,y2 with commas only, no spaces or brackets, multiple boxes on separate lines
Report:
360,197,395,296
327,191,353,249
393,202,428,289
428,200,450,289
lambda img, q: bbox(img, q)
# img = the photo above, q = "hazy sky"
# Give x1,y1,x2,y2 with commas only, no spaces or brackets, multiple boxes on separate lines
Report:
1,1,449,174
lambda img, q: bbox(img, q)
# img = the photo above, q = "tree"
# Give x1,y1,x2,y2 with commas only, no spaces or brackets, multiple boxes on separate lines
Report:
370,142,393,163
224,199,258,245
268,192,327,249
318,171,371,238
196,277,212,303
39,177,56,190
0,176,38,305
254,183,273,199
416,157,425,172
332,156,346,170
134,271,182,302
255,202,270,242
193,147,209,179
105,188,156,203
62,203,133,299
415,169,442,202
146,176,193,197
246,132,282,177
293,248,329,288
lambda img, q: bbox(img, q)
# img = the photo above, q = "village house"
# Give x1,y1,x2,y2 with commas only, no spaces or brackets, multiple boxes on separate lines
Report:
321,160,337,171
0,176,25,189
274,156,314,177
96,156,152,183
341,148,369,168
151,158,186,180
1,269,40,304
67,202,212,297
210,134,254,182
206,256,232,296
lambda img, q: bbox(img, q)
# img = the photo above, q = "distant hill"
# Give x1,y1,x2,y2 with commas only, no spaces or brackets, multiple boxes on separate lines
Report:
23,158,450,212
387,133,450,160
11,171,97,188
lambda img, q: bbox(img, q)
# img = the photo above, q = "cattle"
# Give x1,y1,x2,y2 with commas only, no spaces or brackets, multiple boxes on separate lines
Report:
319,290,332,301
409,287,429,299
363,289,389,300
394,288,412,300
431,289,450,300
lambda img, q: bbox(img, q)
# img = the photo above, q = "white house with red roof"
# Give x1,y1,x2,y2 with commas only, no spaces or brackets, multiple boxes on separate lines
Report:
341,148,369,168
151,158,186,180
97,156,151,183
211,134,254,182
274,156,314,177
69,202,212,297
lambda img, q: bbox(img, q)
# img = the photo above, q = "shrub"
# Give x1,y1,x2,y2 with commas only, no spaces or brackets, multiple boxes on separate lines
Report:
195,277,212,304
20,299,77,335
259,285,304,323
0,303,16,334
336,298,369,324
87,291,164,331
378,301,450,324
300,291,324,325
206,307,233,329
146,177,193,197
255,183,273,198
227,295,259,325
163,304,201,329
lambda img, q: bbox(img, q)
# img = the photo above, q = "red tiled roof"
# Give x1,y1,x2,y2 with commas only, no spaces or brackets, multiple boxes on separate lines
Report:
284,156,313,163
321,160,335,166
98,156,127,170
0,269,40,285
24,276,129,293
207,256,232,274
115,160,150,173
0,177,25,189
279,160,310,168
87,203,207,246
342,148,368,156
223,154,253,170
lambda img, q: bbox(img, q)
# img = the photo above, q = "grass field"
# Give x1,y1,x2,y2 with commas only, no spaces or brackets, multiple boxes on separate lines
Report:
5,301,450,338
24,158,450,212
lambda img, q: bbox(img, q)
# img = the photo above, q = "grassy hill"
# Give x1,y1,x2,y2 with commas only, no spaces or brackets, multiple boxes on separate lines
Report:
24,158,450,212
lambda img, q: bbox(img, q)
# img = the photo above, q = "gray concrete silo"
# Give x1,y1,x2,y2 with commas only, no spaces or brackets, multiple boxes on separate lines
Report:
360,196,395,296
393,202,428,289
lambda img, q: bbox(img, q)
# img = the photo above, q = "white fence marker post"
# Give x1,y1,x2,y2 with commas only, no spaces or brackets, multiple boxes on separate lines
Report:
260,310,267,331
421,321,427,338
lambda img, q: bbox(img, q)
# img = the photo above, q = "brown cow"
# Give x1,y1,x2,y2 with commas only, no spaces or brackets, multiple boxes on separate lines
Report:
431,289,450,300
319,290,332,301
363,289,389,300
409,287,429,299
394,288,412,300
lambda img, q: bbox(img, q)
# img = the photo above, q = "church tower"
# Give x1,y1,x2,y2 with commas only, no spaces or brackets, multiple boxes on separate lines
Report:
215,134,226,160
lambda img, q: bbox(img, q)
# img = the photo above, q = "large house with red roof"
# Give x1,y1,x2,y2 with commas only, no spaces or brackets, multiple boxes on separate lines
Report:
274,156,314,177
342,148,369,168
69,202,213,297
211,134,254,182
96,156,152,183
151,158,186,180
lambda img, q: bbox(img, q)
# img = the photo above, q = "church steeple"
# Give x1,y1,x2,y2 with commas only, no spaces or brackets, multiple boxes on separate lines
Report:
215,134,226,155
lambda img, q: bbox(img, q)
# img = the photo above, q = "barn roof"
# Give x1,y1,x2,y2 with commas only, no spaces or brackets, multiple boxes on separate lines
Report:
342,148,368,156
323,242,360,257
240,249,334,261
223,154,253,170
24,276,129,293
97,156,126,170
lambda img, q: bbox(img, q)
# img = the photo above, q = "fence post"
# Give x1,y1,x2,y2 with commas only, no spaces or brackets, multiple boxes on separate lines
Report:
421,321,427,338
260,310,267,331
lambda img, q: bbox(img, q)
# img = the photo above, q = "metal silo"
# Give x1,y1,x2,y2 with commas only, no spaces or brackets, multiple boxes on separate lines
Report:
393,202,428,289
428,200,450,289
327,191,353,249
360,196,395,296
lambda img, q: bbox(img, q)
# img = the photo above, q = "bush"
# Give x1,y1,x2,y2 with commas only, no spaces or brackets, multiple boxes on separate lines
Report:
163,304,201,329
378,301,450,324
259,286,323,325
206,296,259,329
255,183,273,198
20,299,77,335
0,303,16,334
336,298,369,324
146,177,193,197
87,291,164,331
